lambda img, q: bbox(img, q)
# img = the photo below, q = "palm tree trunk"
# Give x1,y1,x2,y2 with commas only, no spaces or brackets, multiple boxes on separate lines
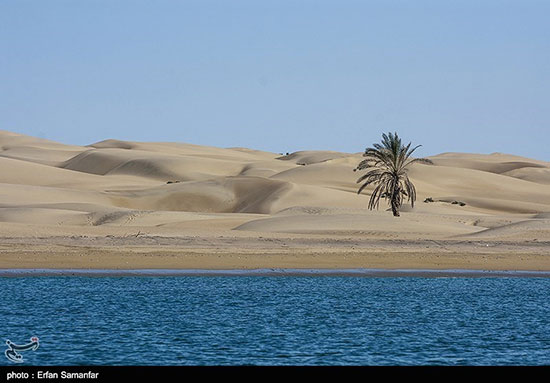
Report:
391,203,400,217
391,187,401,217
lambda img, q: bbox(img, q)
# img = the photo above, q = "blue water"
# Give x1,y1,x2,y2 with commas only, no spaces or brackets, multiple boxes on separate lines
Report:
1,276,549,365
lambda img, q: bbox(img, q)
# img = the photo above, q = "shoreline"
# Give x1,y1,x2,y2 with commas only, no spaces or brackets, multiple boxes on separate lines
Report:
1,236,549,272
2,268,550,278
1,249,549,271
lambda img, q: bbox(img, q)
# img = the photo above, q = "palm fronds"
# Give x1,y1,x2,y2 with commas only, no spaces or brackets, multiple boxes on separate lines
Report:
355,132,432,216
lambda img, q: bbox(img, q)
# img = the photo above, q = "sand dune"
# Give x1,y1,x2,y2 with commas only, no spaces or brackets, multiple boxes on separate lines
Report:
61,148,245,181
1,130,550,270
234,210,482,237
271,161,359,192
459,219,550,240
276,150,354,165
0,130,87,165
502,167,550,184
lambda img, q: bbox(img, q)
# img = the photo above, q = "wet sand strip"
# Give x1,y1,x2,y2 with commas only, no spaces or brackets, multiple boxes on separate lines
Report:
1,268,550,278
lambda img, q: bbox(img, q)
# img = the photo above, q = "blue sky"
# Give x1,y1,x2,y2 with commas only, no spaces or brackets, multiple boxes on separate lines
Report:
1,0,549,159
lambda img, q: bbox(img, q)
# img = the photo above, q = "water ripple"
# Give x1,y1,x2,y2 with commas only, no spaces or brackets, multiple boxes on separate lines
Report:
1,276,549,365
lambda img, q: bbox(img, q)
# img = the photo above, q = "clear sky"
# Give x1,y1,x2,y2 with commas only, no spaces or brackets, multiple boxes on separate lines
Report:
1,0,549,159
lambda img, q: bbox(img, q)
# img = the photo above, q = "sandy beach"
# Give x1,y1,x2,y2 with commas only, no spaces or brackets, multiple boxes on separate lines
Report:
0,235,549,271
1,130,549,272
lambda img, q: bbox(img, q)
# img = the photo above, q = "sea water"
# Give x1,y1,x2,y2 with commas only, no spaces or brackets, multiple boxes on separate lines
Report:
1,276,549,365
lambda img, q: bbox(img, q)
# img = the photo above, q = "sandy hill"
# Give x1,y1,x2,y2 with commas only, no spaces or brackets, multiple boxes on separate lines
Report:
1,129,550,241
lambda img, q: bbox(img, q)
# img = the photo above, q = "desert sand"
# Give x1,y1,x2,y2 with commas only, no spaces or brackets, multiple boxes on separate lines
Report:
1,129,549,271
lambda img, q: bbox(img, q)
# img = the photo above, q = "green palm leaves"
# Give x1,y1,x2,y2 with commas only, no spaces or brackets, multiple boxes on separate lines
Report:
354,132,433,217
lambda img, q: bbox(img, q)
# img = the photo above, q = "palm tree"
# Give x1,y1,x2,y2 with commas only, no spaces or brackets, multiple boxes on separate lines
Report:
354,132,433,217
